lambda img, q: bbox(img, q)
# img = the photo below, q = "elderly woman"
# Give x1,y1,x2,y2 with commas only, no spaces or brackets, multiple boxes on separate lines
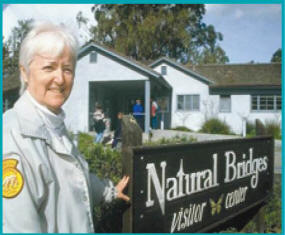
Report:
3,22,129,233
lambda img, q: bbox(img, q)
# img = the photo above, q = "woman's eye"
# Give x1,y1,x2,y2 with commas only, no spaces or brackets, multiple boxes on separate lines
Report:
64,68,73,74
43,66,54,72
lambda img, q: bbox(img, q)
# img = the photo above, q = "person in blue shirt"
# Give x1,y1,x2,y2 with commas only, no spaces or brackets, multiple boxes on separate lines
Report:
133,99,144,130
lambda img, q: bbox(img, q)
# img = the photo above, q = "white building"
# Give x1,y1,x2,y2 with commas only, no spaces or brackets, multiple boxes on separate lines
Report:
150,58,281,134
63,43,172,133
4,43,281,135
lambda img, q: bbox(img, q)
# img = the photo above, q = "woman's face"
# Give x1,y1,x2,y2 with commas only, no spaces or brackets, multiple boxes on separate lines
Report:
21,47,75,114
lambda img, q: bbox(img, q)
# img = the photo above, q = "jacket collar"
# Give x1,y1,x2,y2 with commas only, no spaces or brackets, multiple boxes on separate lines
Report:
14,92,51,142
14,92,74,157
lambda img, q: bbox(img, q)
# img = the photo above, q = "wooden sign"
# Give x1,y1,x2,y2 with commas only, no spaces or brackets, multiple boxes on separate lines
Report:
126,136,274,233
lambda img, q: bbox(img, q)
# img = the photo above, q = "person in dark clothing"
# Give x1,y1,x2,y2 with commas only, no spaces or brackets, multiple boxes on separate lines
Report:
112,112,123,148
93,105,106,143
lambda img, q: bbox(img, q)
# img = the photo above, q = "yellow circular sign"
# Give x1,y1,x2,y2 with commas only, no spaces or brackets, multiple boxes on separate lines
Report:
3,160,24,198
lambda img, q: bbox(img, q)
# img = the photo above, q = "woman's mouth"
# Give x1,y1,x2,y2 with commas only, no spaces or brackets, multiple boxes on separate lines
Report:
49,87,64,93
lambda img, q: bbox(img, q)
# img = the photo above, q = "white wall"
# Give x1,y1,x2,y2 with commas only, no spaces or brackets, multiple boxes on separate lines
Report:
153,63,281,135
153,63,210,131
217,95,281,134
63,50,148,133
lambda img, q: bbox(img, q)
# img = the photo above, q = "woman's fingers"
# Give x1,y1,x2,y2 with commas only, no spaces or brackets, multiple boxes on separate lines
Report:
116,176,130,202
118,192,130,202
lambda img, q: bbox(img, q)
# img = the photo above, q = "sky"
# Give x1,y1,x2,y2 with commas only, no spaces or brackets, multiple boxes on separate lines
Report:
2,4,282,64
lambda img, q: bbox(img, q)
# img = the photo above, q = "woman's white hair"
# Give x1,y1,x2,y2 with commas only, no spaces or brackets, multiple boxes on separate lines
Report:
19,21,79,95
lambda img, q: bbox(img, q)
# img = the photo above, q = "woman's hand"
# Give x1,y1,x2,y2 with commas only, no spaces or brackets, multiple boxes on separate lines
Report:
116,176,130,202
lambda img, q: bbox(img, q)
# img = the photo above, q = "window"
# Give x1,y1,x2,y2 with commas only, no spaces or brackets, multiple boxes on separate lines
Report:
251,95,281,111
220,95,231,113
177,95,200,111
161,66,167,75
90,51,97,63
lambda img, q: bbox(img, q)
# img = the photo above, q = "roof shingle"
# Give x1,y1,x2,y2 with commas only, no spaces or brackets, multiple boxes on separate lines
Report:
187,63,281,86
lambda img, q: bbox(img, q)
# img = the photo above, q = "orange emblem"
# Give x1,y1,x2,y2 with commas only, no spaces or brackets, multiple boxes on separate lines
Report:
3,159,24,198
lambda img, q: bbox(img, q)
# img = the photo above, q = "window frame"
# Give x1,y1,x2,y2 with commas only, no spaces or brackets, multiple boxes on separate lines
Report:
176,94,200,111
161,65,167,75
251,95,281,112
90,51,98,63
219,95,231,113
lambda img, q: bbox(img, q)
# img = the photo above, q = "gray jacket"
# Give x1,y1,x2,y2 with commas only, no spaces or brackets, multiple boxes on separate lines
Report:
3,93,116,233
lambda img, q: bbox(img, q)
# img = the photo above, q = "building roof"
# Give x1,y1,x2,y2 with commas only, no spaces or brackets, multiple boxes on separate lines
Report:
79,42,163,79
3,42,171,92
3,49,281,94
187,63,281,87
150,57,214,85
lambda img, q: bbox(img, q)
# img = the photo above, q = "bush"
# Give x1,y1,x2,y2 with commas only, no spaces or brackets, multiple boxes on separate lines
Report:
246,121,256,137
246,120,281,139
77,133,123,232
264,120,281,139
200,118,232,135
171,126,193,132
78,132,122,182
264,175,281,232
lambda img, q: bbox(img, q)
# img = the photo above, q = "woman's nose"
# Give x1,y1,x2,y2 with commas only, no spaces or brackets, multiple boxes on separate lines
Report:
54,69,64,85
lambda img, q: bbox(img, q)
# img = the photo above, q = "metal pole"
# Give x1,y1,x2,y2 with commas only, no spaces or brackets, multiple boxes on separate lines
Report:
144,80,150,134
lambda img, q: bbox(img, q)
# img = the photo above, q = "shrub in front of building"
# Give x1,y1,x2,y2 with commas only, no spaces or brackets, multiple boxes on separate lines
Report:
246,120,281,139
246,121,256,137
171,126,193,132
200,118,232,135
264,120,281,139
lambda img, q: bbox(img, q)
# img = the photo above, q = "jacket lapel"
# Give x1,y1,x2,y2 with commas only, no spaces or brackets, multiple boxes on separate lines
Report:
14,93,74,157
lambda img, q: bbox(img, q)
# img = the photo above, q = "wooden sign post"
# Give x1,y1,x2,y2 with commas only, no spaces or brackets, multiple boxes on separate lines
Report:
121,115,142,233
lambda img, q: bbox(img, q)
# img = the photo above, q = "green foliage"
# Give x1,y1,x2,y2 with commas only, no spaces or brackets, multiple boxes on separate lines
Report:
246,120,281,139
264,176,282,233
264,120,281,139
78,4,228,64
171,126,193,132
200,118,232,135
271,48,281,63
3,19,33,78
246,121,256,137
197,45,229,64
77,133,123,232
78,132,122,182
219,227,238,233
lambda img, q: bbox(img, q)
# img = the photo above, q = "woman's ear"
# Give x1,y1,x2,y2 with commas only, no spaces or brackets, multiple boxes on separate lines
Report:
20,66,29,84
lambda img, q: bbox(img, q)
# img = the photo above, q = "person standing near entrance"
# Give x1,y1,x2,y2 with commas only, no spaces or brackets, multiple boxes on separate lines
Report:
112,112,123,149
151,99,159,129
133,99,144,130
93,104,106,143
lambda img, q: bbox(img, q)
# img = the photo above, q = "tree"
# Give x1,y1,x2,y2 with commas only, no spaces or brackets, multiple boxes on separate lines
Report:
79,4,228,64
271,48,281,63
197,46,229,64
3,19,33,78
3,37,11,79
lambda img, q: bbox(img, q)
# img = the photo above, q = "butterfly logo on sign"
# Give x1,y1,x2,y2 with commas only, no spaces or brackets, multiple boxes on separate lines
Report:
209,194,224,216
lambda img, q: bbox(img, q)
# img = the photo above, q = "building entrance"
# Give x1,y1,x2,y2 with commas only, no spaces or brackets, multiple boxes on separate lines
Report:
88,80,172,132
